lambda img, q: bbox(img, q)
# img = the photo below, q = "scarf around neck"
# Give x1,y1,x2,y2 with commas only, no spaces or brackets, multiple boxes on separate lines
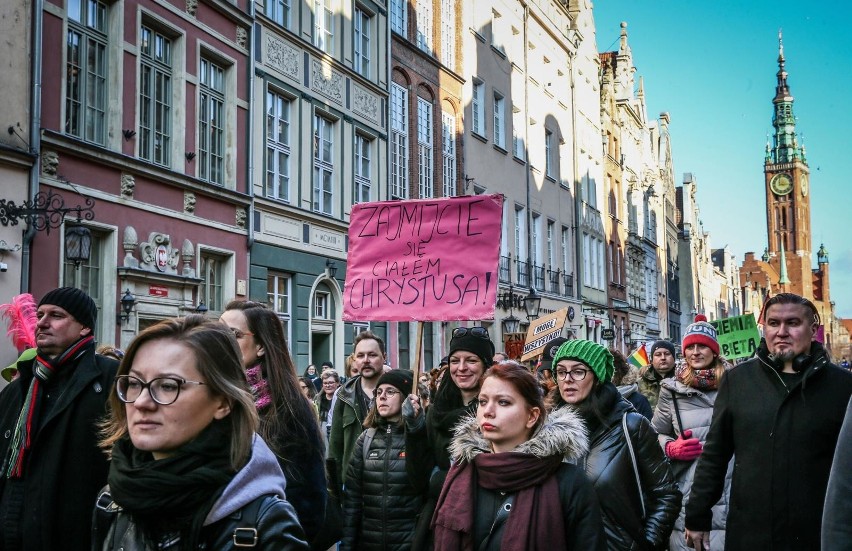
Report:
108,420,235,549
677,363,719,391
432,451,566,551
245,364,271,410
5,335,94,478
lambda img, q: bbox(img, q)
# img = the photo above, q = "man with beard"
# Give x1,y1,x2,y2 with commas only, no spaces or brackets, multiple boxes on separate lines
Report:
638,340,677,410
685,293,852,551
329,330,385,483
0,287,119,550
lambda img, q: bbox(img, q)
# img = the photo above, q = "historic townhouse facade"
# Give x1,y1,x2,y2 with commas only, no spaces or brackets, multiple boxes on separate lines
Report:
28,0,253,350
460,0,595,351
249,0,390,367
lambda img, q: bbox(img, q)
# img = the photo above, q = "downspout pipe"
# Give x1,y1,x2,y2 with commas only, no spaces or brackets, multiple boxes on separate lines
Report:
523,4,532,289
21,0,44,292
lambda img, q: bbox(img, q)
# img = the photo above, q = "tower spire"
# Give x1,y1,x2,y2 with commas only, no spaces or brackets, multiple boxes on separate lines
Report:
769,29,802,164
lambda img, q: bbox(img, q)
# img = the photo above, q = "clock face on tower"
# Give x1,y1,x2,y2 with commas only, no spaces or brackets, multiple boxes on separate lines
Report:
801,173,809,196
770,173,793,195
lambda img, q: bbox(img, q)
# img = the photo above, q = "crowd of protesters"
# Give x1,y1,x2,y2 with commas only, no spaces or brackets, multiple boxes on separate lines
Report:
0,287,848,550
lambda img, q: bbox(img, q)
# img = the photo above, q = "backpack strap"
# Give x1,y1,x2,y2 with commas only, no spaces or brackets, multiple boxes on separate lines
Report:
361,427,378,465
232,497,265,548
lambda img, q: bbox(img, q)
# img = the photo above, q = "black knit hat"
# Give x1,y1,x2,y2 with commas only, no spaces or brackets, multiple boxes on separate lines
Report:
649,340,676,359
38,287,97,329
377,369,414,395
539,336,569,372
449,328,495,367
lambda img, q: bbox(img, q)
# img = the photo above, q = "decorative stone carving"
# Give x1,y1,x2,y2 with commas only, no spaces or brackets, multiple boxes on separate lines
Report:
181,238,196,277
139,232,181,274
120,173,135,198
236,208,247,229
186,0,197,16
352,85,380,124
310,59,344,104
41,151,59,176
265,36,300,82
184,191,196,214
236,27,247,49
122,226,139,268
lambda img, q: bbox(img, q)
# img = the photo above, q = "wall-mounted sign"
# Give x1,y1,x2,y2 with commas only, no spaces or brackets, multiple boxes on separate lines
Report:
148,285,169,297
601,328,616,340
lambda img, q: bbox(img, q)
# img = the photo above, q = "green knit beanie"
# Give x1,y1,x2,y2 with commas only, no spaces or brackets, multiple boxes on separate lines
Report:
551,340,615,383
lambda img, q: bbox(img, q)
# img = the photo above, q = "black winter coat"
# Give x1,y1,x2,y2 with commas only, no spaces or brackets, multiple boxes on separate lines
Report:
685,341,852,550
574,383,681,550
342,417,429,551
0,350,117,551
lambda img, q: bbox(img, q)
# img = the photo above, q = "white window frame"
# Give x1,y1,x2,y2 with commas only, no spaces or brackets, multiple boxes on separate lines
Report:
313,114,334,214
139,25,172,166
66,0,108,144
472,80,485,136
314,292,330,319
354,7,371,78
546,220,554,268
265,0,290,28
514,206,526,261
417,97,433,198
390,0,406,36
493,93,505,149
200,251,225,312
390,83,408,199
198,57,225,185
440,0,455,68
267,273,292,342
266,89,291,202
416,0,433,52
441,111,456,197
561,226,570,274
314,0,335,54
531,213,541,266
545,128,555,179
354,133,372,204
512,107,525,160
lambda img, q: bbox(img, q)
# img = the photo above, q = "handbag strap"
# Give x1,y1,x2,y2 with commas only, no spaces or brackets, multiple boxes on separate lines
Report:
478,494,515,551
669,388,685,437
622,413,646,520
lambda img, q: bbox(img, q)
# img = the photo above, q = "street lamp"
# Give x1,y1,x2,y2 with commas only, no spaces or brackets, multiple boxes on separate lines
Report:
523,287,541,319
64,225,92,267
325,259,338,279
501,314,520,335
116,289,136,325
195,300,209,315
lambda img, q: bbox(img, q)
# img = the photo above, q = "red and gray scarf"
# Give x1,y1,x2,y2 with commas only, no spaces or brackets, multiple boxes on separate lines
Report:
5,335,94,478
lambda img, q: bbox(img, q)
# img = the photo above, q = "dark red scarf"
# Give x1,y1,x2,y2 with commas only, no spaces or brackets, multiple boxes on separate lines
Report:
5,335,94,477
432,451,566,551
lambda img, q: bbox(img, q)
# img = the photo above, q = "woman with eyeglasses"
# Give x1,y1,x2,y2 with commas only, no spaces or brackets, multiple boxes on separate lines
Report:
220,301,327,549
432,361,605,550
549,339,681,551
341,369,429,550
410,326,495,551
93,316,308,550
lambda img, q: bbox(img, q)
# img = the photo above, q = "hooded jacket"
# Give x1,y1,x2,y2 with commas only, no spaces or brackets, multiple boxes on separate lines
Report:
652,378,731,551
567,383,681,551
685,341,852,550
95,436,309,551
329,375,370,483
448,407,605,551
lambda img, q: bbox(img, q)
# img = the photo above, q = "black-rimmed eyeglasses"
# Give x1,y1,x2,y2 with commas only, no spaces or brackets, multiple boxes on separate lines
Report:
115,375,206,405
554,368,591,382
451,327,490,339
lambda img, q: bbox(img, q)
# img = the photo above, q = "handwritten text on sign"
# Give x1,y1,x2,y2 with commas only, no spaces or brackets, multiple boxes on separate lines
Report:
343,195,503,321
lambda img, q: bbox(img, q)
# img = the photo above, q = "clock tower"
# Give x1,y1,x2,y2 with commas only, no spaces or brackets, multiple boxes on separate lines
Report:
763,31,812,297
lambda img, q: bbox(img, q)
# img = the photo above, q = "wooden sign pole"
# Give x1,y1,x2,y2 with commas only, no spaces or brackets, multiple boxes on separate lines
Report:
412,321,424,395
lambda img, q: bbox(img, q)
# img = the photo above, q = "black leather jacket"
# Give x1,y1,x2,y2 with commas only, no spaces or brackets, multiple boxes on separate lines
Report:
571,383,681,550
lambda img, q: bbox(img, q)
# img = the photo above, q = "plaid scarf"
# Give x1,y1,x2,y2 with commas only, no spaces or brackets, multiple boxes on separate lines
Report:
676,363,719,391
5,335,94,478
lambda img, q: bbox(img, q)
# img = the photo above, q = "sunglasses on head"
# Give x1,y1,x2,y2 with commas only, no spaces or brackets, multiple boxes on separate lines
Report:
452,327,490,339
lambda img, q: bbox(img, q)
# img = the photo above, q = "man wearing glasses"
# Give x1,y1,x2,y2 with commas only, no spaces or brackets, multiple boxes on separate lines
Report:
0,287,119,551
329,330,386,483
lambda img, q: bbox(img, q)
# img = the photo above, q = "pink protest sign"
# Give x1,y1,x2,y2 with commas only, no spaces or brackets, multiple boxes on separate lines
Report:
343,194,503,322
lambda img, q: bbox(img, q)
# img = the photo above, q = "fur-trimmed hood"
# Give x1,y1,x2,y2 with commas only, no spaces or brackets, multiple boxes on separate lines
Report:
448,406,589,464
620,365,641,385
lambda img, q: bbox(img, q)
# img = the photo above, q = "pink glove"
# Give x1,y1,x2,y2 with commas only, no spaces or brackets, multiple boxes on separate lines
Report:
665,429,703,461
